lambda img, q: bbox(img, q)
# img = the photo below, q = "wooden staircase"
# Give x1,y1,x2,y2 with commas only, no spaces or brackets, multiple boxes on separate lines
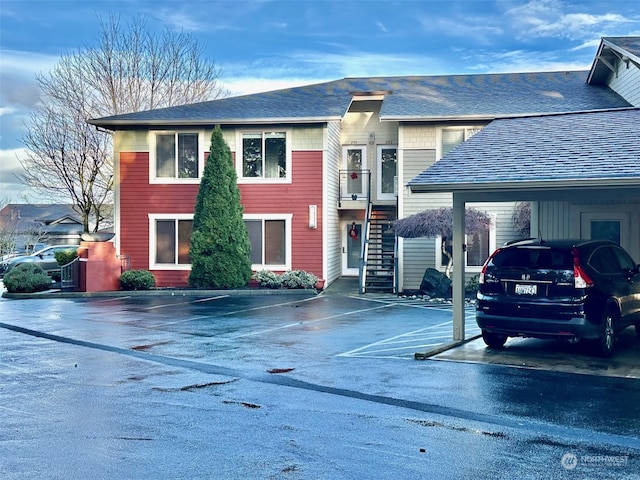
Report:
363,205,396,293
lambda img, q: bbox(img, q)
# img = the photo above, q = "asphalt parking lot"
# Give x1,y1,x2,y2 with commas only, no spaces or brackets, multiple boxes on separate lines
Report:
2,282,639,379
2,285,639,479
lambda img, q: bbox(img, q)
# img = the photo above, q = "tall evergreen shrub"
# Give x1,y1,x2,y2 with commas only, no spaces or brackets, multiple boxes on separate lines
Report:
188,127,252,288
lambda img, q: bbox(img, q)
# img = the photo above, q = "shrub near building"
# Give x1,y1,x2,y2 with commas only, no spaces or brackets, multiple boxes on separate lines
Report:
3,263,52,293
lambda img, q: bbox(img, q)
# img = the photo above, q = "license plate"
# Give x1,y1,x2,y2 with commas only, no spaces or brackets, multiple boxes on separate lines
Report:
515,284,537,295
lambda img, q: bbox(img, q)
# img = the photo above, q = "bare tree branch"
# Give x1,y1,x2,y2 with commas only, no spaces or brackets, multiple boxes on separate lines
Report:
18,12,228,232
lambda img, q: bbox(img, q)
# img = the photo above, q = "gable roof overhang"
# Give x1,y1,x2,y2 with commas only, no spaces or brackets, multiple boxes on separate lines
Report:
407,108,640,203
588,37,640,85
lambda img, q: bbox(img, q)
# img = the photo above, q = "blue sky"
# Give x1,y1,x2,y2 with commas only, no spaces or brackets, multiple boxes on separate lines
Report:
1,0,639,202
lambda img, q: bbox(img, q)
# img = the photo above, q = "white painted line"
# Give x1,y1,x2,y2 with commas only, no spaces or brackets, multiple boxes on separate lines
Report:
233,303,395,339
142,295,229,310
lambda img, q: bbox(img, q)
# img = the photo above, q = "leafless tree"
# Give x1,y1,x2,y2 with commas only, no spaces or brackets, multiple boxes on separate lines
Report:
18,13,227,232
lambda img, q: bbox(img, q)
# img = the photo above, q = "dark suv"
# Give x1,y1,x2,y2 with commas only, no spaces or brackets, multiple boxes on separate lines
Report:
476,239,640,356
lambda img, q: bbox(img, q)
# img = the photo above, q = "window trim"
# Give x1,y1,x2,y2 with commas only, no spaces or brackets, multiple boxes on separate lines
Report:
437,126,484,161
236,129,292,184
434,214,496,273
149,130,205,184
243,213,292,270
148,214,193,270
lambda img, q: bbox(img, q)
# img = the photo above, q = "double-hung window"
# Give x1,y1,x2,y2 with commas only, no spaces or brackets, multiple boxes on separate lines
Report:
244,214,292,269
239,131,290,181
149,215,193,268
151,132,202,181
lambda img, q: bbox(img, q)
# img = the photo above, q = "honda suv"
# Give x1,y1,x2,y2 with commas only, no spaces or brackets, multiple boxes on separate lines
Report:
476,239,640,356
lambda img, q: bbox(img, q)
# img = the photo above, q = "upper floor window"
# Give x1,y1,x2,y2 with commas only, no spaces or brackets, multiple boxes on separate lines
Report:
150,131,203,182
440,127,483,158
238,131,290,181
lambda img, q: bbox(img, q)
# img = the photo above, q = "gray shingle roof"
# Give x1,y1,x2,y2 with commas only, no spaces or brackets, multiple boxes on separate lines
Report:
604,36,640,59
408,108,640,192
90,71,630,128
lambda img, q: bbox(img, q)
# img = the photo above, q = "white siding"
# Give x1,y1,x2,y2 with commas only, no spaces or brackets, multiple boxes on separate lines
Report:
115,131,148,152
292,126,324,150
325,121,342,284
400,148,442,290
341,100,399,203
608,61,640,106
537,201,572,239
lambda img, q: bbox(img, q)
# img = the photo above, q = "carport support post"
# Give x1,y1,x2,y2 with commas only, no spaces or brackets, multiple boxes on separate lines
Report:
452,196,466,341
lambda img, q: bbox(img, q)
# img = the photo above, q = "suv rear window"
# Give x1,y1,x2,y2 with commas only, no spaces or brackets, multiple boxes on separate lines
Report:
491,247,573,270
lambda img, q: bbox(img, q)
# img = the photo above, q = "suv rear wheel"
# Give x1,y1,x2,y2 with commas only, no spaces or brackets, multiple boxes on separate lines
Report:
482,330,507,348
596,309,616,357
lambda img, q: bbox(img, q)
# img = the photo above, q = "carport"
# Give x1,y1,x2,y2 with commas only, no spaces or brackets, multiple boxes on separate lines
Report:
408,108,640,341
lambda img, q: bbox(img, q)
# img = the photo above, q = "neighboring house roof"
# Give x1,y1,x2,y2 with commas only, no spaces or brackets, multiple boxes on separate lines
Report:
89,71,630,128
408,108,640,193
0,204,81,226
588,36,640,85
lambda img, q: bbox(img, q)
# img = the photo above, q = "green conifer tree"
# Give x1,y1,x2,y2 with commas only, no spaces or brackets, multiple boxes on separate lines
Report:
188,127,252,288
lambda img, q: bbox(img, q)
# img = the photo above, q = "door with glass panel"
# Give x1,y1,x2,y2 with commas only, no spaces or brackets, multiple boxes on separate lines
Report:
342,146,367,198
580,212,629,247
342,220,363,276
376,145,397,200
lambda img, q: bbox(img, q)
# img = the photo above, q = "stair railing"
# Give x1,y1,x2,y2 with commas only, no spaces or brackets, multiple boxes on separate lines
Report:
359,201,373,294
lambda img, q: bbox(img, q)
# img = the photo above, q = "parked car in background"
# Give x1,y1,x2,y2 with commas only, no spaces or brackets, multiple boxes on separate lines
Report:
476,239,640,357
0,245,79,278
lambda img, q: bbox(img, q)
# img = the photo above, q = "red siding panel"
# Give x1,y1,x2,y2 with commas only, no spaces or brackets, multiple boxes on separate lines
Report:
119,150,324,288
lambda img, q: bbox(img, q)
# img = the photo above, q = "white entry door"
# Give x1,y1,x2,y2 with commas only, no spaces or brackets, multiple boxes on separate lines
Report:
342,220,363,276
376,145,397,200
342,146,367,198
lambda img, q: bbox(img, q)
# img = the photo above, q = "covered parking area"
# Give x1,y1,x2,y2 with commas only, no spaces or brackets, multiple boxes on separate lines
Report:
408,108,640,341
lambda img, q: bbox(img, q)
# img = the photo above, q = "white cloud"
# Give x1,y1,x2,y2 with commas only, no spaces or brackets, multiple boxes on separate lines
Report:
505,0,636,41
0,107,17,117
0,49,59,73
0,147,41,203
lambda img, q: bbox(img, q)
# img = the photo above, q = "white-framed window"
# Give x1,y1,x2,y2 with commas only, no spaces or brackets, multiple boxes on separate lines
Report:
243,214,292,270
436,218,496,272
149,214,193,269
149,131,204,183
439,126,483,159
237,130,291,182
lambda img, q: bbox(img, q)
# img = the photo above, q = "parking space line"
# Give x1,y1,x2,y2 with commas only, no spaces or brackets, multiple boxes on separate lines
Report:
142,295,230,310
233,303,395,339
338,311,481,359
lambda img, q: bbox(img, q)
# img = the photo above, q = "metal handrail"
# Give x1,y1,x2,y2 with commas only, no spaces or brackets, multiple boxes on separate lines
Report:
60,257,80,290
358,202,373,294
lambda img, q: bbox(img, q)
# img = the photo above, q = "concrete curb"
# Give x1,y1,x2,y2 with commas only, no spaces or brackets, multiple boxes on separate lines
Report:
2,287,321,300
414,334,482,360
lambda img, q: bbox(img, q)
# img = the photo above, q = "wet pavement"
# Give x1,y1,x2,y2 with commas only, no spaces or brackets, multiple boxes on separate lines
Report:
1,283,639,479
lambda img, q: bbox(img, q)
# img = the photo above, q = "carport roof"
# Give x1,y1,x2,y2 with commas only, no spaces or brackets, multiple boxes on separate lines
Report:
408,108,640,194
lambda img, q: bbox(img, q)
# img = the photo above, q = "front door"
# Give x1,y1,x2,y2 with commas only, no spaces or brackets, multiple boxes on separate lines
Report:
342,220,363,276
376,145,397,200
342,146,367,198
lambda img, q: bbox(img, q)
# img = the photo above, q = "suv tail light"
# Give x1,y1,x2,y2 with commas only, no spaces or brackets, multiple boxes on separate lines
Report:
572,247,593,289
479,249,500,285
